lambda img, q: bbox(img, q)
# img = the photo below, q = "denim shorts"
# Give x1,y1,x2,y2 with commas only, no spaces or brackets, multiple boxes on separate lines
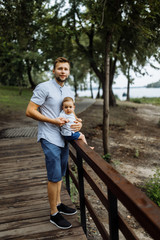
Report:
64,132,80,142
40,138,69,182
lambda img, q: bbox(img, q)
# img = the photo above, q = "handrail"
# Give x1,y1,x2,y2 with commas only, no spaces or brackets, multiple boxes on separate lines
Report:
66,140,160,240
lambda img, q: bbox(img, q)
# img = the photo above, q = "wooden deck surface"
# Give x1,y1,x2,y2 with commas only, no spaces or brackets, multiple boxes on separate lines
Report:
0,137,87,240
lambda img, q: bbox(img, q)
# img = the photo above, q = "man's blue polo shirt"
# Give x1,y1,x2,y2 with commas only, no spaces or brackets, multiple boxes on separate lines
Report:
31,79,74,147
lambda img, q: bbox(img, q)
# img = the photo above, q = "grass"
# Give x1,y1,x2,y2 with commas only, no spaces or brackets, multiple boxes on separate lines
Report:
144,168,160,207
0,85,160,115
0,86,33,113
130,97,160,106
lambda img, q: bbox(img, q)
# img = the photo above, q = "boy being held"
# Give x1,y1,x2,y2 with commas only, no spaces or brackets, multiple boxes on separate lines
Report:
59,97,93,148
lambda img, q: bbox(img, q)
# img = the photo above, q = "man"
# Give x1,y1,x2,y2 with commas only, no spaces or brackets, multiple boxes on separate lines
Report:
26,57,82,229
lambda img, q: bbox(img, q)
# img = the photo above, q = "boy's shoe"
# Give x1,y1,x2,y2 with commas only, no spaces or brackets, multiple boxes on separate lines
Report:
50,212,72,229
57,203,77,215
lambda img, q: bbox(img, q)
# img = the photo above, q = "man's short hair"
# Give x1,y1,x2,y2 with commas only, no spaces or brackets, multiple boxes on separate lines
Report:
54,57,70,69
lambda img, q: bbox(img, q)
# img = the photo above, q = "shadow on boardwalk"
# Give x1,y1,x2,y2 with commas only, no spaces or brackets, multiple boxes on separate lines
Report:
0,137,87,240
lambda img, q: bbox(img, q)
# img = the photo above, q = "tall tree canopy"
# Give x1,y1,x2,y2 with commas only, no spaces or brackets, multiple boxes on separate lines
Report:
61,0,160,152
62,0,160,105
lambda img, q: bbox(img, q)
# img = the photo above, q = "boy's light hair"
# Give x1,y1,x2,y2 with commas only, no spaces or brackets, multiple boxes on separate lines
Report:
62,97,74,106
54,57,70,69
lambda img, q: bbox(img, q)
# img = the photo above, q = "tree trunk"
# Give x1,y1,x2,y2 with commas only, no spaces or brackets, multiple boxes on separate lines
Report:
109,37,122,106
127,79,130,101
126,67,130,101
74,74,78,97
25,59,36,89
109,87,116,106
96,80,101,98
103,33,111,155
90,72,93,98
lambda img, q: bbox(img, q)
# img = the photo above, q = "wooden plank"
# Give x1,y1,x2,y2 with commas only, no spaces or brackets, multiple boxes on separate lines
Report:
0,137,87,240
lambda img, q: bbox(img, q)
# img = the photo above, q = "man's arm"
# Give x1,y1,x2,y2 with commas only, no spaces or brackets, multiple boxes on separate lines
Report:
26,101,67,127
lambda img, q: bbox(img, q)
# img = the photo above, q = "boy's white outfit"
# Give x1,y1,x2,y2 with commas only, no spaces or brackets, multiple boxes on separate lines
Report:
59,110,80,141
59,110,75,136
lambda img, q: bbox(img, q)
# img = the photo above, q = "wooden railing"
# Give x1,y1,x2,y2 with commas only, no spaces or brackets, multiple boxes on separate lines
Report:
65,140,160,240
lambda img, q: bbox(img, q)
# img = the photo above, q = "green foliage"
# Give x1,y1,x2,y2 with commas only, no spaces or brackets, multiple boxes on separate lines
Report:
102,153,111,163
0,1,66,88
0,86,32,112
134,149,139,158
144,169,160,207
1,0,160,95
146,80,160,88
131,97,160,106
131,98,141,104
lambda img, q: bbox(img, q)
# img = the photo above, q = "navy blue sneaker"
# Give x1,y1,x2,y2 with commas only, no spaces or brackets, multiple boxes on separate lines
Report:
50,212,72,229
57,203,77,215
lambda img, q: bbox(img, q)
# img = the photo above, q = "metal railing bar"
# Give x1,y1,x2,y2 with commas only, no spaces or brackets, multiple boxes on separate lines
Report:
108,189,119,240
71,141,160,240
68,166,138,240
83,166,138,240
68,167,79,191
85,196,110,239
69,150,77,164
77,150,87,234
118,214,139,240
83,166,109,209
65,165,70,195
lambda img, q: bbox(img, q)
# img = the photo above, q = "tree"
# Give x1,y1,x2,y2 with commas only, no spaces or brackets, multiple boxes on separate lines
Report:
0,0,49,87
62,0,160,154
0,0,68,88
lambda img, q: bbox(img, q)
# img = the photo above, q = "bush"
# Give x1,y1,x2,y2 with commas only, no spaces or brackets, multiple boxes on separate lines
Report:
102,153,111,163
145,168,160,207
131,98,141,104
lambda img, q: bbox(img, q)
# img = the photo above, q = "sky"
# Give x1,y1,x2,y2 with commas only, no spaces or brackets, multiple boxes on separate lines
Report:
114,62,160,88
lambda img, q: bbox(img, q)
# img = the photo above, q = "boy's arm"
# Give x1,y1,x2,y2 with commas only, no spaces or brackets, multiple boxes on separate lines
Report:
73,111,82,122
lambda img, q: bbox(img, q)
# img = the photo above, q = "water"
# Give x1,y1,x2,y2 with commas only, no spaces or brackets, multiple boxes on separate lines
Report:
77,87,160,100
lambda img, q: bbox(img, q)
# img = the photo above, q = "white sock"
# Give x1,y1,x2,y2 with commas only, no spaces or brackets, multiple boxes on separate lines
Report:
51,211,58,216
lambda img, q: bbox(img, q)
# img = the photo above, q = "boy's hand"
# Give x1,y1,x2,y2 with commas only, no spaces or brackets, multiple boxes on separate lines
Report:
54,117,69,127
71,120,82,132
77,118,82,122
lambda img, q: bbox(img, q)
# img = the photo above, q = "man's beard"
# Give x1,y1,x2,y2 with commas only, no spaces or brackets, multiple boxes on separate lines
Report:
56,76,68,83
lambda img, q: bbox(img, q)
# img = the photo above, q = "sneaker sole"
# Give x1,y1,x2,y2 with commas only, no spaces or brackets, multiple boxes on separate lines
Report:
50,220,72,229
59,210,77,216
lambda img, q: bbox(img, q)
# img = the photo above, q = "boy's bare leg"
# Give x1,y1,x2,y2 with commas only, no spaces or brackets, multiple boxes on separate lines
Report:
79,132,88,144
79,132,94,149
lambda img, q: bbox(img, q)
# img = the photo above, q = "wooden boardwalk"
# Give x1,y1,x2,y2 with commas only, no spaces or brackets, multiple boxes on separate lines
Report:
0,137,87,240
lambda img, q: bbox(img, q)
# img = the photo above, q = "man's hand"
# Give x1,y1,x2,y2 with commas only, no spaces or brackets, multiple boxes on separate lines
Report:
76,117,82,122
54,117,69,127
71,120,82,132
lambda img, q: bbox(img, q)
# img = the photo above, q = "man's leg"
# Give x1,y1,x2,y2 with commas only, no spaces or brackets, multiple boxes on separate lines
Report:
48,181,61,215
56,180,62,205
56,144,77,216
40,139,75,228
47,180,62,215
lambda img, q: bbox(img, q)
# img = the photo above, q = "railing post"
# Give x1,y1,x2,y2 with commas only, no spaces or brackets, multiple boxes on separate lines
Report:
65,164,70,195
77,150,87,234
108,188,119,240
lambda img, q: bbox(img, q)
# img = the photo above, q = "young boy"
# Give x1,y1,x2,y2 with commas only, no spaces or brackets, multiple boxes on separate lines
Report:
59,97,90,145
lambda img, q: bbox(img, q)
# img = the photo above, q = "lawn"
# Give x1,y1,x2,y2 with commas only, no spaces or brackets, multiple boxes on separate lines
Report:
0,86,33,113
